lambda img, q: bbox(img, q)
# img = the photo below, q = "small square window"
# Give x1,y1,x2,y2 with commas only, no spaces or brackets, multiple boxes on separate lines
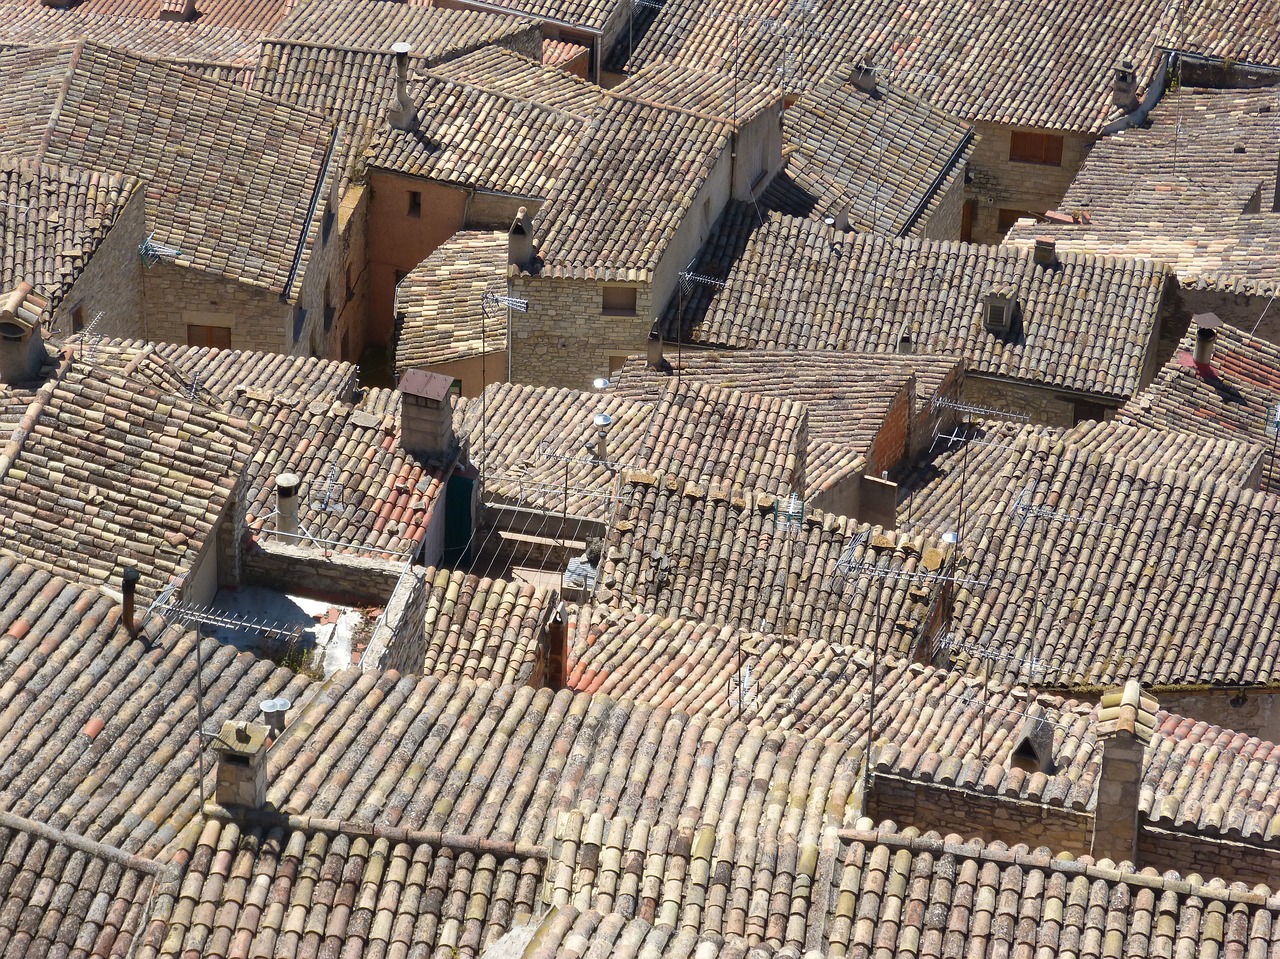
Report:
408,191,422,218
602,285,638,316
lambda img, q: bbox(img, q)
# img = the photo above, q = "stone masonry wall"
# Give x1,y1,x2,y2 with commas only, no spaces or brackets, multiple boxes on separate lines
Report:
53,188,147,339
143,262,291,354
242,539,405,605
965,374,1101,428
1138,828,1280,888
918,172,967,242
361,563,429,675
965,122,1091,245
508,276,655,388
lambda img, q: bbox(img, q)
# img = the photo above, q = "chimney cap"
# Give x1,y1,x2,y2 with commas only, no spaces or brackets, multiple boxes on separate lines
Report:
214,719,269,756
391,41,412,55
122,566,142,587
593,412,613,430
1097,679,1158,743
398,368,454,401
1192,311,1223,331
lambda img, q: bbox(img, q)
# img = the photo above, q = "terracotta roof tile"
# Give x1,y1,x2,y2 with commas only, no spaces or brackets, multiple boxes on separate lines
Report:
429,45,602,119
661,203,1168,400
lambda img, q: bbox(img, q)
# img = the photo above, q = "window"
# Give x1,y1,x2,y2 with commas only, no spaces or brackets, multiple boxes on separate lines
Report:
960,200,976,242
187,323,232,349
1008,130,1063,165
601,285,637,316
408,190,422,218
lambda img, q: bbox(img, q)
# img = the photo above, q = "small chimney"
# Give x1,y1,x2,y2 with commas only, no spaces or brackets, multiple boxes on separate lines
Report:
259,697,291,735
0,283,49,384
1113,59,1139,113
646,330,664,368
542,602,568,689
212,720,270,809
508,206,534,271
592,412,613,463
276,473,301,536
1093,680,1157,865
1032,236,1057,267
122,566,141,638
1192,312,1222,366
398,369,456,458
833,208,850,233
850,53,876,93
896,321,913,354
387,42,418,131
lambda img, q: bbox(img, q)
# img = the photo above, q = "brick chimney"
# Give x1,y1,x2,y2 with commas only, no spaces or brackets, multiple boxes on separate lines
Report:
1113,60,1139,113
398,368,455,458
1093,680,1157,865
508,206,534,271
212,720,269,808
387,42,418,131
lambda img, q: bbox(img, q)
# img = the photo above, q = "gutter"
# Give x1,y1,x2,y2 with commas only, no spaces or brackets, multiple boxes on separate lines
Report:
1101,50,1172,136
282,124,339,301
898,126,975,238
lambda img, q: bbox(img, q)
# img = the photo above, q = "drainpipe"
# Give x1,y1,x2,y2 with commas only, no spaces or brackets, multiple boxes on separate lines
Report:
1101,51,1172,136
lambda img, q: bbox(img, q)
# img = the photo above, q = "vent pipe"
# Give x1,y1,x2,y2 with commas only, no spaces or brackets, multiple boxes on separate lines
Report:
276,473,301,536
387,42,418,131
593,412,612,463
122,566,141,638
1192,312,1221,366
259,697,291,735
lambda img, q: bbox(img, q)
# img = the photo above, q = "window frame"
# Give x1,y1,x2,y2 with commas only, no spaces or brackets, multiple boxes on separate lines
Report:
1008,130,1064,166
601,285,638,317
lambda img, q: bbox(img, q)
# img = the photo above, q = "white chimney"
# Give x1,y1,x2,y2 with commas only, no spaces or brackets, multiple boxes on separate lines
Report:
398,369,456,458
387,42,418,131
508,206,534,271
1113,60,1139,113
212,720,269,809
276,473,301,536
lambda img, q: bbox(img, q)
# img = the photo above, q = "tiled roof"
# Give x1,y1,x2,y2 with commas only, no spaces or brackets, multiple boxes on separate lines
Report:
1006,87,1280,297
606,61,781,124
541,36,589,68
0,0,297,32
0,41,334,296
267,0,538,55
416,565,556,685
0,809,161,959
428,45,602,119
0,351,252,601
766,74,973,237
599,470,952,652
0,3,257,64
531,66,752,281
235,386,452,557
611,0,1280,133
459,381,807,521
661,204,1168,400
0,158,139,320
1121,322,1280,491
0,556,314,857
437,0,620,35
894,416,1263,534
948,429,1280,690
393,231,509,372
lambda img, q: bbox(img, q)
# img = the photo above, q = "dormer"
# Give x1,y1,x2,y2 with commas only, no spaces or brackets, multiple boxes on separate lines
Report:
1009,713,1057,774
982,285,1016,335
0,284,50,384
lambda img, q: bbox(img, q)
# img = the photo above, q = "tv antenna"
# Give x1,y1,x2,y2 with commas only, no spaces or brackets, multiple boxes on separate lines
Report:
311,461,344,514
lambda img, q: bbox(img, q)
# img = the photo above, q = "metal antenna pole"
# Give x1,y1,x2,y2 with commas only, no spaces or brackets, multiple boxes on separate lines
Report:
194,619,207,813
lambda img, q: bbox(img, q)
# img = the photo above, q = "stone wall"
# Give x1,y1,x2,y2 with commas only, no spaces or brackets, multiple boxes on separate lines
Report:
508,276,655,387
242,539,406,605
142,262,291,354
918,171,967,242
305,182,370,364
965,374,1112,428
1138,828,1280,889
868,773,1095,857
466,192,542,232
964,122,1091,245
361,563,429,675
1128,687,1280,745
1181,286,1280,346
53,188,147,339
866,380,913,475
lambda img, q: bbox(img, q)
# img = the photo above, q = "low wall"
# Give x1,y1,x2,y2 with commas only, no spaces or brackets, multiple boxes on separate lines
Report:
242,539,406,606
362,564,429,675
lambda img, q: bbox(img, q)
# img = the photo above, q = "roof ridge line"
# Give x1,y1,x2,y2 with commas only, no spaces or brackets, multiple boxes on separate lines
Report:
0,348,71,488
34,38,84,162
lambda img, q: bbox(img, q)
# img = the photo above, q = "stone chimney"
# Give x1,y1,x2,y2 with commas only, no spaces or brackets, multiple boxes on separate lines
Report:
398,368,455,458
1033,236,1058,267
1093,680,1157,865
276,473,301,536
1113,60,1139,113
212,720,269,808
541,602,568,689
387,42,418,131
0,283,49,384
122,566,141,638
647,330,664,368
1191,312,1221,366
508,206,534,271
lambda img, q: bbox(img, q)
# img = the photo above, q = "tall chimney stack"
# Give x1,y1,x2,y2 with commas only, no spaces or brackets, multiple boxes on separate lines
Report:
398,369,456,458
212,720,270,809
508,206,534,271
276,473,301,536
387,42,418,131
1191,312,1221,367
647,330,664,368
1113,60,1139,113
1093,680,1157,865
122,566,141,638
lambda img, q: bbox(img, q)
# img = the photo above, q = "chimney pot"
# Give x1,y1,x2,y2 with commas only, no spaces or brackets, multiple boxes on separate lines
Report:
276,473,301,537
646,330,664,368
1033,236,1057,267
508,207,534,270
1192,312,1222,366
387,42,418,131
122,566,141,638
